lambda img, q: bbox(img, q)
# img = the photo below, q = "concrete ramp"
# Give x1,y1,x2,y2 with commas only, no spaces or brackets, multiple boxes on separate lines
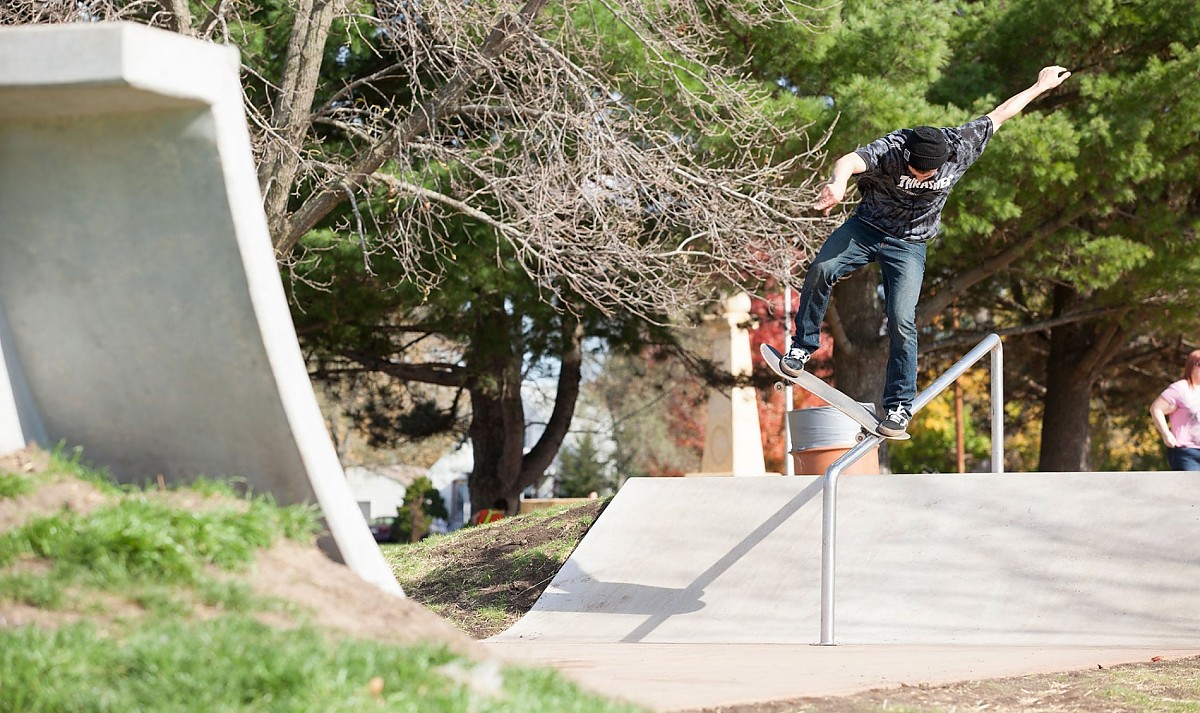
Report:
0,23,400,595
495,473,1200,645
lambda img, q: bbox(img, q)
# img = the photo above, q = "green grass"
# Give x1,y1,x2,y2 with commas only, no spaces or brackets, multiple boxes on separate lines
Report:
0,472,34,498
0,616,642,712
46,442,124,495
1,495,310,576
0,454,320,618
0,570,64,609
0,485,320,618
0,451,643,712
1098,669,1200,712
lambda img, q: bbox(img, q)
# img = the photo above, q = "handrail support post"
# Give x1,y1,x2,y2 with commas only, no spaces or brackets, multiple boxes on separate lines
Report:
817,334,1004,645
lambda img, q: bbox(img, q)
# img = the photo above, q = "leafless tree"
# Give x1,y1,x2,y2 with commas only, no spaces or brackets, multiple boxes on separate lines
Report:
5,0,833,510
4,0,831,321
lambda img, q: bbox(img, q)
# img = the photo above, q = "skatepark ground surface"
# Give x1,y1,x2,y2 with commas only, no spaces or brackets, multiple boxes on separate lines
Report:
9,445,1197,713
485,641,1200,711
479,475,1200,711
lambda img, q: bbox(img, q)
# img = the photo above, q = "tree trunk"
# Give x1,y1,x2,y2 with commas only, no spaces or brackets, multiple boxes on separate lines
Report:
466,306,526,516
161,0,193,34
1038,358,1094,471
259,0,342,238
1041,367,1099,472
466,310,583,517
1037,284,1109,471
466,357,527,515
519,315,584,488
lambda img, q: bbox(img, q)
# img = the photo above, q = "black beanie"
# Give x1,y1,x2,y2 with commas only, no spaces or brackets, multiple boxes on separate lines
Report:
905,126,950,171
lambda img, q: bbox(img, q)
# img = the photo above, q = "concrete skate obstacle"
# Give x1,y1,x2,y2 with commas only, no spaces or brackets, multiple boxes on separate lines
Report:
0,23,400,595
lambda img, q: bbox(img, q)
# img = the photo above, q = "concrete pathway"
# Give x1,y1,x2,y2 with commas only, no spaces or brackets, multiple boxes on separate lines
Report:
486,641,1199,711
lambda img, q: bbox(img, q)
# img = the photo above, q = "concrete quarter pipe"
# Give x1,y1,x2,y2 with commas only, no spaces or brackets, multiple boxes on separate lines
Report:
0,23,400,595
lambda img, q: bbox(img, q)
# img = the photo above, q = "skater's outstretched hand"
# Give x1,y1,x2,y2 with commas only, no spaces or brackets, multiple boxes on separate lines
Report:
1035,65,1072,92
988,64,1073,128
814,182,846,215
813,152,867,215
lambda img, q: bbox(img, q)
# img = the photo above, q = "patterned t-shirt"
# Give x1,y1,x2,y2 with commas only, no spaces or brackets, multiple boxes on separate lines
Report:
1159,380,1200,448
851,116,995,242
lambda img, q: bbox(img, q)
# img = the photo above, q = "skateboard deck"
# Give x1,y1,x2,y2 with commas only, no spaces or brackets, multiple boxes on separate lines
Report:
761,343,910,441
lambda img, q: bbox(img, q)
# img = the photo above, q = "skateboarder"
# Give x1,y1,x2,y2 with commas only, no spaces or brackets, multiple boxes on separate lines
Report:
780,65,1072,437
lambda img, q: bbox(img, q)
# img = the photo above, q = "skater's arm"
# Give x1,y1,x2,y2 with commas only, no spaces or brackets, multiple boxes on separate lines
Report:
987,65,1072,129
814,152,867,215
1150,396,1178,447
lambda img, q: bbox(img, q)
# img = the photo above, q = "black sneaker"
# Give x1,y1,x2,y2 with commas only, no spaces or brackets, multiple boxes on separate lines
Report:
878,406,912,437
779,346,811,377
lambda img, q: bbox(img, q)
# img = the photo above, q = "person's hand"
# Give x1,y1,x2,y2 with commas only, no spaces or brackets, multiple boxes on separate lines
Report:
1036,66,1072,92
814,182,846,216
1166,432,1179,448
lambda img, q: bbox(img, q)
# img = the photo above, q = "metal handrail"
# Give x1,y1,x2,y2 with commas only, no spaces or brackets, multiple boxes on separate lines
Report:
817,333,1004,645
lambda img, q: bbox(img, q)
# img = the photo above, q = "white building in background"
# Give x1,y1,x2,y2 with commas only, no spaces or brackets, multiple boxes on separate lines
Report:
343,464,424,521
427,444,473,531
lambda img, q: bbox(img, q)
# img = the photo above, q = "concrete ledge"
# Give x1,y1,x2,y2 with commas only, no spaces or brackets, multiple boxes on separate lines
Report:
519,498,598,514
0,22,239,118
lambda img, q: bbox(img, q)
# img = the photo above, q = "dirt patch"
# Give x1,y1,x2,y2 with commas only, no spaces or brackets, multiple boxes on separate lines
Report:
679,654,1200,712
142,488,252,514
0,479,112,530
247,539,484,658
0,601,91,629
0,576,146,632
0,448,111,530
0,446,50,476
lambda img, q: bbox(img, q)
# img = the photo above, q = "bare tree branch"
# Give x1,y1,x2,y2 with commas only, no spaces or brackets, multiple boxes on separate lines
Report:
159,0,192,34
919,306,1120,355
7,0,830,323
277,0,555,253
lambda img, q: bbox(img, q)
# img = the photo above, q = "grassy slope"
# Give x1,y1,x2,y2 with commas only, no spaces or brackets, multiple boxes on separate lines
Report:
0,448,641,713
385,499,606,638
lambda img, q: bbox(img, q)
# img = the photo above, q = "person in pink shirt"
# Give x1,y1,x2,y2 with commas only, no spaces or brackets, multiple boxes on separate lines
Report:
1150,349,1200,470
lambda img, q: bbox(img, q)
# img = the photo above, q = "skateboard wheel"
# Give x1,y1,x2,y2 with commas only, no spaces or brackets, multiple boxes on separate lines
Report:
773,381,784,392
856,432,866,443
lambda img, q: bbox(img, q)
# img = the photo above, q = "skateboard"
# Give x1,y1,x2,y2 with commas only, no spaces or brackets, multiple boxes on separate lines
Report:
760,343,910,441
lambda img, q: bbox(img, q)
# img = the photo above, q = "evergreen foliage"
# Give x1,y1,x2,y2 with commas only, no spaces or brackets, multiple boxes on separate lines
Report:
554,433,614,497
394,476,451,543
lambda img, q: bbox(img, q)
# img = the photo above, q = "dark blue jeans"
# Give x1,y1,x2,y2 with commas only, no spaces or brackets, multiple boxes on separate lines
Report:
792,215,926,411
1166,447,1200,471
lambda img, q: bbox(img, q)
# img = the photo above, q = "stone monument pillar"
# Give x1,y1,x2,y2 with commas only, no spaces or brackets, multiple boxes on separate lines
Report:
697,293,767,476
